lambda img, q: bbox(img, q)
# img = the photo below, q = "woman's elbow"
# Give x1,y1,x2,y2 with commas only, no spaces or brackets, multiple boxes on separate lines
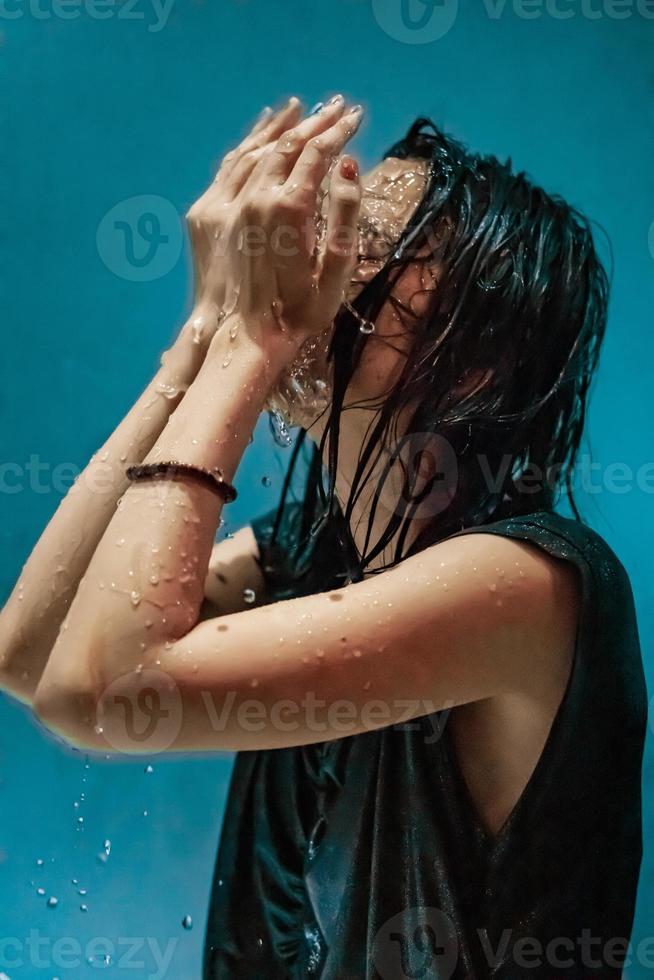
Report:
33,672,104,753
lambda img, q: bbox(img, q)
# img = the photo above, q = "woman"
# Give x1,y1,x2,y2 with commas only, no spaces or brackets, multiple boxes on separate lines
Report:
0,95,647,979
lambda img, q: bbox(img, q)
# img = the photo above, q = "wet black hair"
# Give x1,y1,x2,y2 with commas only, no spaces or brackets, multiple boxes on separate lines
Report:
266,118,610,583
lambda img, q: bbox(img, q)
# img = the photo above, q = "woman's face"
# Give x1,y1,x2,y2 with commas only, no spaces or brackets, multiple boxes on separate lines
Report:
265,156,431,431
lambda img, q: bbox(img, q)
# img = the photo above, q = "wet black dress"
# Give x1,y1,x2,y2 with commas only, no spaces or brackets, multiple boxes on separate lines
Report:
203,505,647,979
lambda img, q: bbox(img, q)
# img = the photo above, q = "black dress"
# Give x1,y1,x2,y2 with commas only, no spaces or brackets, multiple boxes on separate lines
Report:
203,505,647,979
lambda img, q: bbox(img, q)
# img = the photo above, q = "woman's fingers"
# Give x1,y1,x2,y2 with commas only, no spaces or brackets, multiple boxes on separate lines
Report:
287,105,364,194
220,141,276,199
255,95,348,187
218,97,303,180
319,155,362,302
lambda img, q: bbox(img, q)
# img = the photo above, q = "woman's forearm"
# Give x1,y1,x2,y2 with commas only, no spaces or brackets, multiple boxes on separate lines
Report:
33,317,299,735
0,311,213,704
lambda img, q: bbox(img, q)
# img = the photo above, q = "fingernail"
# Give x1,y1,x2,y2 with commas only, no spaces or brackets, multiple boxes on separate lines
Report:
286,95,301,109
347,104,363,118
256,106,274,125
309,101,324,116
326,94,345,107
340,156,359,180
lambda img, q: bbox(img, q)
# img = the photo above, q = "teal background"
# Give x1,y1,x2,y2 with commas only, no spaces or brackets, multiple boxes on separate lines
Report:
1,1,652,976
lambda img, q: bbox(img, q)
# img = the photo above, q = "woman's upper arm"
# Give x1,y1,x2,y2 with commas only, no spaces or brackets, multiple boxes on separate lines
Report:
88,530,579,755
199,525,266,618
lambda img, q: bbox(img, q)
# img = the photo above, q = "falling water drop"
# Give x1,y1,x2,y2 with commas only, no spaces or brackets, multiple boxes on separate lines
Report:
46,896,58,909
261,475,272,487
242,588,256,604
182,914,193,931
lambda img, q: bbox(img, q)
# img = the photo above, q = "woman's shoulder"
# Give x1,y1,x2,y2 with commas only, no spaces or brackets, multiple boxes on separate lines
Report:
447,507,633,592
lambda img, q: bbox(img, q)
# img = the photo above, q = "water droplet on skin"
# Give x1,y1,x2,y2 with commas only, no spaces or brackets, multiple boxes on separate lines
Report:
250,678,259,688
222,351,233,369
191,315,206,345
363,681,371,690
488,583,497,592
242,588,256,604
130,590,141,607
353,649,362,658
182,914,193,930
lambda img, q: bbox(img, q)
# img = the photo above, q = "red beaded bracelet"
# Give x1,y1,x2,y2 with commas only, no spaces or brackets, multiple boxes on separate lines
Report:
126,461,237,503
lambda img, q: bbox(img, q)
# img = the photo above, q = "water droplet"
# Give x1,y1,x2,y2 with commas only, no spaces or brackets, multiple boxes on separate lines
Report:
80,903,88,913
268,410,293,447
155,381,181,399
191,314,206,345
144,764,154,774
182,914,193,930
261,475,272,487
242,588,256,604
36,858,44,866
46,896,58,908
37,887,45,895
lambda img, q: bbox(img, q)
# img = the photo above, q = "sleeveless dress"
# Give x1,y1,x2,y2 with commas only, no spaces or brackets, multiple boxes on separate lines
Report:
203,505,647,980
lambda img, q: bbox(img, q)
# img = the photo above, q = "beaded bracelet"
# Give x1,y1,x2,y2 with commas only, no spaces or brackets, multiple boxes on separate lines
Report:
126,462,237,503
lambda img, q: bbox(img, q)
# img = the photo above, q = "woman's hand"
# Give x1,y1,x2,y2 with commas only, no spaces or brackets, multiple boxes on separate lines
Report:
186,94,363,349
